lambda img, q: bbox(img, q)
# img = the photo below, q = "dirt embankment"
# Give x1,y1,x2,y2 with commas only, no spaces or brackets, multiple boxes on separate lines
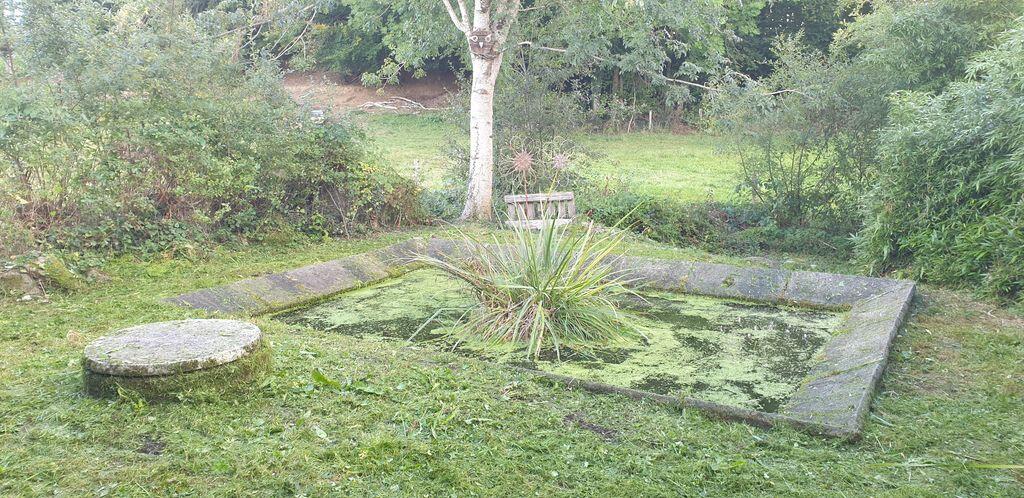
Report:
282,71,458,112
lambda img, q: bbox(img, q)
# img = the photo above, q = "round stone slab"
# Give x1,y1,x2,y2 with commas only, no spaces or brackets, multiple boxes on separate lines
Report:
84,319,262,377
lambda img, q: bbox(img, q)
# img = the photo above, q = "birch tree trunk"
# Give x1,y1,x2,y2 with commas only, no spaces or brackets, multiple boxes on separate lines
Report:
460,52,503,220
442,0,517,220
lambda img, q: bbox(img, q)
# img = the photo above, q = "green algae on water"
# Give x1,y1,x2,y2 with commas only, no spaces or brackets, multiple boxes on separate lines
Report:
276,269,846,412
533,291,844,412
276,269,476,340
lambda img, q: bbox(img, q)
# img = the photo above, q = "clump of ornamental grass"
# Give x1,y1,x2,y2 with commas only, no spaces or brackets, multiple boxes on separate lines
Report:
414,220,642,360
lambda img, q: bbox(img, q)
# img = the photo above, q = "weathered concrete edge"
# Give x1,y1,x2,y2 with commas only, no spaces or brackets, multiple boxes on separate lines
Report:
164,238,428,315
779,283,915,438
606,254,914,308
511,366,852,438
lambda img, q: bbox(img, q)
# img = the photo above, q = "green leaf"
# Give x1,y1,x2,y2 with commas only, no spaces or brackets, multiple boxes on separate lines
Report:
311,368,342,390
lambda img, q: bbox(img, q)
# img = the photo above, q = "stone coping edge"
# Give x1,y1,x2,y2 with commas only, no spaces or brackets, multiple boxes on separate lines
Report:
166,236,915,439
164,238,429,315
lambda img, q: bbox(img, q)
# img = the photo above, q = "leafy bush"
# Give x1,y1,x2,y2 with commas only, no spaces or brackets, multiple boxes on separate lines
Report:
713,0,1020,232
832,0,1020,94
713,38,865,230
419,187,465,222
0,0,421,255
582,186,851,256
415,221,641,360
582,189,726,247
858,23,1024,302
726,224,852,256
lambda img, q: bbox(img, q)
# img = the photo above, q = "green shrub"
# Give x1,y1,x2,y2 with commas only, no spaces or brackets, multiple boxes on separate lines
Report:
726,225,851,256
712,37,873,231
419,187,464,222
415,221,642,360
582,189,725,247
582,187,852,257
712,0,1020,232
858,23,1024,302
0,0,421,255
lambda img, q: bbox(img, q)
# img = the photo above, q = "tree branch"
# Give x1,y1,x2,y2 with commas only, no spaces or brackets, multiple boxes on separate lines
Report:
494,0,521,42
655,75,717,92
764,88,809,97
442,0,468,32
516,41,574,56
516,42,806,97
214,3,315,38
457,0,469,25
269,6,318,61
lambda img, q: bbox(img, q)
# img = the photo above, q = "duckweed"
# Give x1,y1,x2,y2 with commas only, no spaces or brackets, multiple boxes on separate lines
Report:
277,269,845,412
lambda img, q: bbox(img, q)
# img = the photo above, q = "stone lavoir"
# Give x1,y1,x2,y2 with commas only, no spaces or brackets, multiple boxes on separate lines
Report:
276,268,846,414
166,237,915,439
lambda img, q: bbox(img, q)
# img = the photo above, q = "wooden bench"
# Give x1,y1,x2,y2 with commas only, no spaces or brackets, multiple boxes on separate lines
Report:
503,192,576,229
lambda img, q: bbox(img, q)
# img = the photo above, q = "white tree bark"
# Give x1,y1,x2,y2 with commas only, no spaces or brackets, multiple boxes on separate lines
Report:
442,0,517,221
461,53,502,220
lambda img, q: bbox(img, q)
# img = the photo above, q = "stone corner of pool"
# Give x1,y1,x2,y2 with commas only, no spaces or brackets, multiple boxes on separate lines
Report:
163,237,916,440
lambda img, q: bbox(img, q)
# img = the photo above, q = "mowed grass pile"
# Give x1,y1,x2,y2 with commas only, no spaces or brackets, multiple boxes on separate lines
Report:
358,113,740,202
1,229,1022,495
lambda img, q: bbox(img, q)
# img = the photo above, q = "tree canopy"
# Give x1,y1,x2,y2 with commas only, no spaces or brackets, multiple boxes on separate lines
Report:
352,0,738,104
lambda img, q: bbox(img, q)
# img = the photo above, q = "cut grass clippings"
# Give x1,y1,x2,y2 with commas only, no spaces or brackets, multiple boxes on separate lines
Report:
0,228,1022,495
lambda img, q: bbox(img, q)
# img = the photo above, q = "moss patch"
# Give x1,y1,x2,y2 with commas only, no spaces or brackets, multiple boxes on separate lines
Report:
83,345,272,401
277,270,845,412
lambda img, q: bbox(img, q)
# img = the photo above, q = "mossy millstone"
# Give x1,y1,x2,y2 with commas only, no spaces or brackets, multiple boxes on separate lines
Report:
83,319,270,400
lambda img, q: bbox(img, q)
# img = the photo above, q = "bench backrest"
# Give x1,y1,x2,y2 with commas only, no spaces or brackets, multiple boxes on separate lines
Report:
504,192,576,224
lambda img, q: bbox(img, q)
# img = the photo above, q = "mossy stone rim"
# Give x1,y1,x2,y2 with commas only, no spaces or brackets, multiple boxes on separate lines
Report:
83,319,262,377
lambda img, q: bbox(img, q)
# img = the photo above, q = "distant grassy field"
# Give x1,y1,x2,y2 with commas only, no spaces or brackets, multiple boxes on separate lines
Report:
356,113,741,202
356,113,459,190
580,133,740,202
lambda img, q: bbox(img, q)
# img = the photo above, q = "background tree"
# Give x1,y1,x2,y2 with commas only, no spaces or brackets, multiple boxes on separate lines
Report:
439,0,518,220
712,0,1021,231
343,0,732,220
724,0,855,79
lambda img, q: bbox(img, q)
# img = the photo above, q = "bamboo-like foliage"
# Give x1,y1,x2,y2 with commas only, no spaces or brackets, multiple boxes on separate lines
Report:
414,221,641,359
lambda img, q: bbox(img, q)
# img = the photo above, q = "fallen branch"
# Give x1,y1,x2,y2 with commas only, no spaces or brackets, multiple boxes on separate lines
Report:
359,102,400,110
391,96,438,110
358,97,439,112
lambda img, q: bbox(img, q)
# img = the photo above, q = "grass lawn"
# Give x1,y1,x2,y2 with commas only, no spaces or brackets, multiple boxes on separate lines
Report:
357,113,460,191
579,133,740,202
357,113,742,202
1,228,1022,495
